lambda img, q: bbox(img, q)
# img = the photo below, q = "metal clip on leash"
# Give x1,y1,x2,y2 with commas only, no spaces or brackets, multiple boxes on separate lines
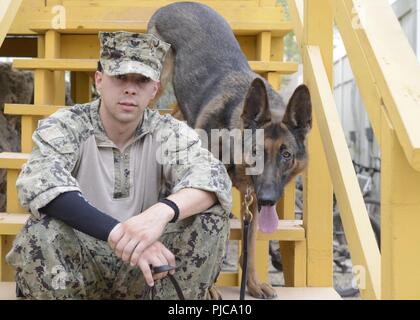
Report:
240,186,254,300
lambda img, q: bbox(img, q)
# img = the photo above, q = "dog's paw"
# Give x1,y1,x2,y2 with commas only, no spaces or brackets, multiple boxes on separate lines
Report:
247,282,277,299
207,286,223,300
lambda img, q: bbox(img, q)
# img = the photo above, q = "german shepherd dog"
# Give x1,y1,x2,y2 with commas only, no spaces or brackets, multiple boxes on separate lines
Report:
148,2,312,299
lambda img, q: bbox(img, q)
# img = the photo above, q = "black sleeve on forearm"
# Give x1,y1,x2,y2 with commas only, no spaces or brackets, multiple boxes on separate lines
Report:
39,191,120,241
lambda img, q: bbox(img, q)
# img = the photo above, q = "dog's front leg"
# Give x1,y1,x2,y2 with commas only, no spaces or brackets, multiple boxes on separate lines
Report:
240,192,277,299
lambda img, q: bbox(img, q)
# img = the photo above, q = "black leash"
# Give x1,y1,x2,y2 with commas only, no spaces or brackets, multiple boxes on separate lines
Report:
141,265,185,300
240,186,254,300
240,218,250,300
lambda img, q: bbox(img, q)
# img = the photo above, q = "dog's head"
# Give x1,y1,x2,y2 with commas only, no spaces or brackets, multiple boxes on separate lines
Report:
240,78,312,225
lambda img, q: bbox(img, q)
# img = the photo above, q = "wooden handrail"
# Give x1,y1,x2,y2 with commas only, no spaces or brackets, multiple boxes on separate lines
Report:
304,45,381,300
0,0,23,47
287,0,381,300
339,0,420,171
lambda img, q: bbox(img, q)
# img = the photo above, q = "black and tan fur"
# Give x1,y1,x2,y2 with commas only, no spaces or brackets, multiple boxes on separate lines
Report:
148,2,312,299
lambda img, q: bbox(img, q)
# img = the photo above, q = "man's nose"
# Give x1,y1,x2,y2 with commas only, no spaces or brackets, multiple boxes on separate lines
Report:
124,83,137,95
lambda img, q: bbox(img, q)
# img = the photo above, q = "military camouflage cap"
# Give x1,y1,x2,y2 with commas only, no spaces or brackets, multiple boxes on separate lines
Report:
99,31,171,81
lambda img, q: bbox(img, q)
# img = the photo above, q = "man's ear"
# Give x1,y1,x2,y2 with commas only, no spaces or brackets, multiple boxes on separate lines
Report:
283,84,312,135
151,81,160,99
95,71,103,93
241,78,271,128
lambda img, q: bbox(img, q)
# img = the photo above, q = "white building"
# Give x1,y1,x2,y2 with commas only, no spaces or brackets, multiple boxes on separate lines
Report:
333,0,419,170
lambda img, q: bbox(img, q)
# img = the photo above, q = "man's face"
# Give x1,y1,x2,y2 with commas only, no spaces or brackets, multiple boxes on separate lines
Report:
95,71,159,125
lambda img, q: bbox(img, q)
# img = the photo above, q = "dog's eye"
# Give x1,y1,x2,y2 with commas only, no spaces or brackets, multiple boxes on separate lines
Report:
281,150,292,159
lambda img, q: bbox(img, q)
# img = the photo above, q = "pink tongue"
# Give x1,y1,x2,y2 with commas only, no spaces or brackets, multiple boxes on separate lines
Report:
259,205,279,233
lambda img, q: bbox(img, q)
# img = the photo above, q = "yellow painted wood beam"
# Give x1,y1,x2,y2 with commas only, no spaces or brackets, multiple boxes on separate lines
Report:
216,272,239,287
0,0,23,47
71,72,92,104
0,236,15,281
0,213,30,236
229,219,305,241
302,0,334,288
10,4,291,36
0,153,30,169
58,34,273,61
343,0,420,171
381,111,420,299
63,1,264,8
305,45,381,300
13,58,298,74
5,104,63,116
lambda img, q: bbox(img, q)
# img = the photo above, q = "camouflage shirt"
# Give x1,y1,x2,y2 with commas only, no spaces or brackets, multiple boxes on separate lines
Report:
16,99,232,221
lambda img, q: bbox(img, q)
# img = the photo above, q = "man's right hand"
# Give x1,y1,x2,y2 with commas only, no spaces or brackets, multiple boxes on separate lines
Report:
134,241,176,286
108,225,175,287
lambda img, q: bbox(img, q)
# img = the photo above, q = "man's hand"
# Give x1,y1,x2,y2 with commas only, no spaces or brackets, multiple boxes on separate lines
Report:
107,202,174,272
135,241,175,286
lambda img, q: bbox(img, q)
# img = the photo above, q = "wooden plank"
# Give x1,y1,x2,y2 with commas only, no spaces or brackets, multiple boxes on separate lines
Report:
381,110,420,299
5,104,173,116
6,170,26,213
0,153,30,169
60,34,260,60
20,5,292,36
302,0,334,288
215,272,239,287
256,31,271,61
250,61,298,73
13,58,298,74
0,0,23,47
62,1,262,8
229,219,305,241
343,0,420,171
0,282,17,300
0,236,15,281
0,213,29,236
304,45,381,300
5,104,63,116
219,286,341,300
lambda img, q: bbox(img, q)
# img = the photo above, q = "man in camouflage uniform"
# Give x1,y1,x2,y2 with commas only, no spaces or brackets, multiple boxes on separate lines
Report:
6,31,232,299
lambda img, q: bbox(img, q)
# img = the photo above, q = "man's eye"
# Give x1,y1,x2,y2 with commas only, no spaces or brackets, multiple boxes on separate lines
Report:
138,77,151,83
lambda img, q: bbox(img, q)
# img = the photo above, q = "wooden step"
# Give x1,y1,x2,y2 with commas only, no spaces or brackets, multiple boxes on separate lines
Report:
0,152,30,170
13,59,298,75
4,104,64,116
0,282,341,300
0,213,29,235
229,219,304,241
219,286,342,300
0,282,16,300
4,104,174,117
23,5,292,37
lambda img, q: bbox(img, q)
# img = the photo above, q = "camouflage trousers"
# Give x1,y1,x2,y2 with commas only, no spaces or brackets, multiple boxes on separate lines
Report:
6,210,229,300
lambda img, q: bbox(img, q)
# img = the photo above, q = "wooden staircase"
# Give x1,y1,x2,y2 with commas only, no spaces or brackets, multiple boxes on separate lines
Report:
0,0,342,299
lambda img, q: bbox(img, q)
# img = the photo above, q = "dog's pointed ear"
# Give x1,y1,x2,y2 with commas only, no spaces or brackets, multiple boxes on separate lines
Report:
283,84,312,135
241,78,271,128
